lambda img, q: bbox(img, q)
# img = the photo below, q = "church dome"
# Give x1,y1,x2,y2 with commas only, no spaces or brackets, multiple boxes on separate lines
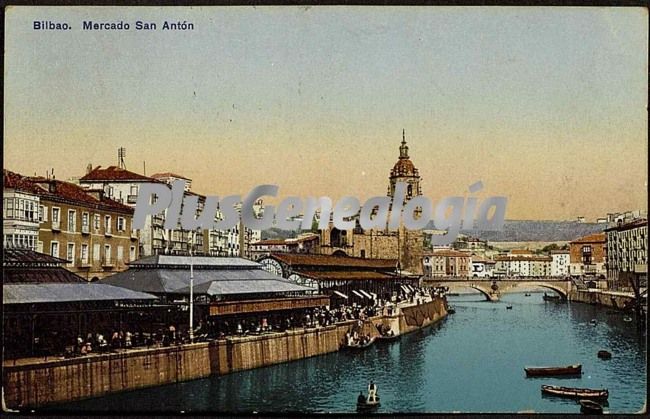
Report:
390,131,419,178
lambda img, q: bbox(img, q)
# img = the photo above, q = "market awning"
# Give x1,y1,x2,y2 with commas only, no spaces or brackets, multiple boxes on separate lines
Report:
352,290,364,299
333,290,349,299
359,289,373,299
400,285,410,294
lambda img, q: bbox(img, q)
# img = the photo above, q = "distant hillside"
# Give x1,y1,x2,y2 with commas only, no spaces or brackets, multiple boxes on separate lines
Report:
461,220,606,242
261,220,607,242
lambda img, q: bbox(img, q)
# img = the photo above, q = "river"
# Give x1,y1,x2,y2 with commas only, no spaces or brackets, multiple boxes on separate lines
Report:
50,291,647,414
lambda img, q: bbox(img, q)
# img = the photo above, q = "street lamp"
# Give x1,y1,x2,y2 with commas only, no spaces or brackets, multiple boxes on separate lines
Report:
189,230,196,343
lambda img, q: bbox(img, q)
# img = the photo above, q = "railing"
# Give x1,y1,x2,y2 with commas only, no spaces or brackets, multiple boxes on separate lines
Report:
104,226,113,237
131,230,138,239
102,257,114,267
51,220,61,231
81,225,90,234
127,195,138,204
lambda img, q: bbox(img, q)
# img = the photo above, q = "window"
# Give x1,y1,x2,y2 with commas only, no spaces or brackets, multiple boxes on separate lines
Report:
68,210,76,232
117,217,125,231
129,246,136,261
82,212,89,227
104,215,112,231
51,241,59,258
52,207,60,223
38,205,44,222
81,244,89,263
104,245,111,263
26,201,35,221
117,245,124,262
94,214,100,230
67,243,75,264
37,241,43,253
93,244,101,261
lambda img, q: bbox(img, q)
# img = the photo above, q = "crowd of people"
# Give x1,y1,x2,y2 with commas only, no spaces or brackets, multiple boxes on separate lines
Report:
51,285,445,359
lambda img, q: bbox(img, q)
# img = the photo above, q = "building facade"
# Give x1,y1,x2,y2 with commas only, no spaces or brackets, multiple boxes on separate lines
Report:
605,218,648,291
569,232,607,277
550,250,570,277
422,249,471,278
3,171,41,251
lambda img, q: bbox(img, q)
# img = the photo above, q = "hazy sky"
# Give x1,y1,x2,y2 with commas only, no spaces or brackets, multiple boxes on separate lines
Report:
4,6,648,220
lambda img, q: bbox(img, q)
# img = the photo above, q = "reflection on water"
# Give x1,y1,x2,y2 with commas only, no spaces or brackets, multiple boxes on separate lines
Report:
51,292,646,414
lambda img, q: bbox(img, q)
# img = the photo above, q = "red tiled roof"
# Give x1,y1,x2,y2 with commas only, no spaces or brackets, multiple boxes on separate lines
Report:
252,240,289,246
79,166,160,183
24,175,133,214
570,232,606,244
510,249,533,255
269,253,397,269
3,170,43,194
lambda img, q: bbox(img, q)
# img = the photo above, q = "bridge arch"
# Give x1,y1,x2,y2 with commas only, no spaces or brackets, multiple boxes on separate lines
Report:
525,283,568,299
467,284,498,301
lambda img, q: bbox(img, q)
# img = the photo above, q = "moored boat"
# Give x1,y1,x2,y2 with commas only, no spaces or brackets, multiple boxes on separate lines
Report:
506,305,513,310
541,385,608,400
579,399,604,414
543,293,561,301
376,333,400,342
597,350,612,359
346,337,376,349
524,364,582,377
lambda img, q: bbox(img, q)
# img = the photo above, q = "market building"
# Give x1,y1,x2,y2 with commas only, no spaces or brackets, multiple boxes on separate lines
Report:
256,253,417,306
101,255,326,337
3,248,157,359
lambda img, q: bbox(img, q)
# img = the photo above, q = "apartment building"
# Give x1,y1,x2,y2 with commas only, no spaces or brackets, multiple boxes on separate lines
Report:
569,232,607,277
605,218,647,291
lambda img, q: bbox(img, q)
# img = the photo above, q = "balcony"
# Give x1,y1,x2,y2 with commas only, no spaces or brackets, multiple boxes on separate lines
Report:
51,220,61,231
76,258,91,268
104,227,113,237
102,257,114,267
81,225,90,235
127,195,138,204
131,230,138,240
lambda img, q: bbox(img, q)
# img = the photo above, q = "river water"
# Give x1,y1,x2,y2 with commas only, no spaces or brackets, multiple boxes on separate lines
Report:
51,291,646,414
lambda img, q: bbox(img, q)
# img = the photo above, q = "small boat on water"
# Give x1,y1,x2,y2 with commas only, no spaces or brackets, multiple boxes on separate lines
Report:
447,307,456,314
346,337,376,349
356,382,380,412
376,331,400,342
579,399,604,414
590,319,598,325
525,364,582,377
543,293,561,301
541,385,608,400
525,293,531,297
597,350,612,359
506,305,513,310
623,316,633,322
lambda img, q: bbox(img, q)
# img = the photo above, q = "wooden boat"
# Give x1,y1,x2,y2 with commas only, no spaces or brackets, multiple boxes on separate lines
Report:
346,337,376,349
376,333,400,342
524,364,582,377
506,305,513,310
447,307,456,314
579,399,604,414
541,385,608,400
524,293,531,297
356,396,380,411
623,316,633,322
543,294,561,301
597,350,612,359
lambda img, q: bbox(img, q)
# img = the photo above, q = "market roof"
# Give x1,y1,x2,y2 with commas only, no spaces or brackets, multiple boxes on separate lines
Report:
170,279,315,296
128,255,260,269
102,264,310,296
268,253,397,269
3,247,70,267
3,283,157,305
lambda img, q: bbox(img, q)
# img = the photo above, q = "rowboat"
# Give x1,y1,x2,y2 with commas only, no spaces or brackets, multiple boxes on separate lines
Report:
357,396,380,412
346,337,376,349
597,350,612,359
541,385,608,400
543,294,561,301
506,305,513,310
579,399,604,414
376,333,400,342
524,364,582,377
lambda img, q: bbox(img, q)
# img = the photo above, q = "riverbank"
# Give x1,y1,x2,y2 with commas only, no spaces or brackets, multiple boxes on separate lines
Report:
2,297,447,410
569,289,637,310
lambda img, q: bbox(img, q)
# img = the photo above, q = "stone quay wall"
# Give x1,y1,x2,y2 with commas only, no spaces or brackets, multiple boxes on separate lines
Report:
3,298,447,409
569,289,636,310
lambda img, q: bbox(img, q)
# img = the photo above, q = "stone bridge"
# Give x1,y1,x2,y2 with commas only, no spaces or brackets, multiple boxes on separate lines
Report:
423,278,572,302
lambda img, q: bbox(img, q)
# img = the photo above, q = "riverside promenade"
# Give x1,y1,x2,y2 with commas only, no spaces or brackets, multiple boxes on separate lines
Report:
2,297,448,410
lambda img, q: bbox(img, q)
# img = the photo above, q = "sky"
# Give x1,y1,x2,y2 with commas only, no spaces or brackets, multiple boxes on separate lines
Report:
4,6,648,220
